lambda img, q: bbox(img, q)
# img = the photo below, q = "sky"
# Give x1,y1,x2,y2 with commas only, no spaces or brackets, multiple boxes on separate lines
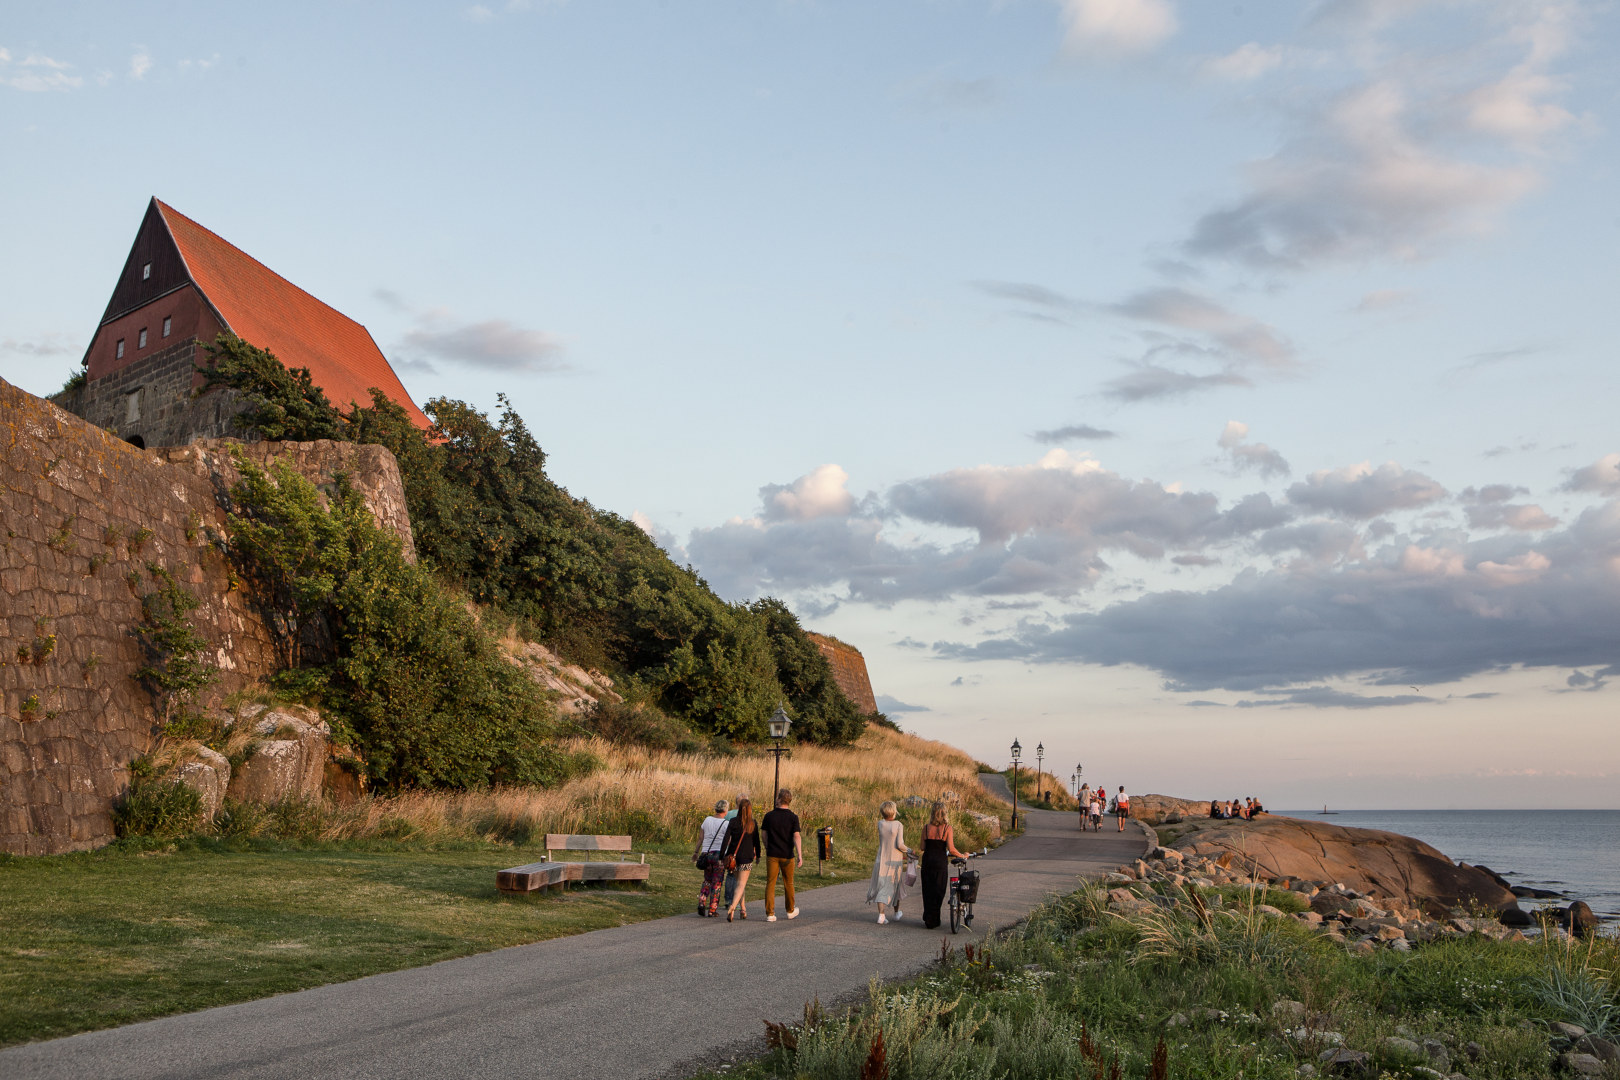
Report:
3,0,1617,808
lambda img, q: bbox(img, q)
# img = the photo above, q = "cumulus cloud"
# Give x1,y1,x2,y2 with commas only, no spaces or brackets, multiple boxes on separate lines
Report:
1287,461,1446,518
1218,420,1290,478
761,464,856,522
0,334,75,357
0,49,83,92
1184,4,1574,271
1058,0,1178,59
1234,686,1431,709
875,695,930,713
1459,485,1557,531
685,452,1290,604
939,498,1620,692
631,511,689,562
1257,520,1362,562
1565,453,1620,496
1033,423,1118,444
129,49,152,80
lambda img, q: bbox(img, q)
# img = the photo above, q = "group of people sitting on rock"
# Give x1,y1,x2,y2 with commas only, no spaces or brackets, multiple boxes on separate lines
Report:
691,790,977,931
1210,796,1265,819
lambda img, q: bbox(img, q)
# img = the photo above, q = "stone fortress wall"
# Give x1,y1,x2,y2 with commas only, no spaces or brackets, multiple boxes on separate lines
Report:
805,632,878,714
0,378,413,855
50,337,251,451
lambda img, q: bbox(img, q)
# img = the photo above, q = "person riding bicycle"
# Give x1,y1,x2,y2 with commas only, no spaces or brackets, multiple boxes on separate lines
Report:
920,800,971,930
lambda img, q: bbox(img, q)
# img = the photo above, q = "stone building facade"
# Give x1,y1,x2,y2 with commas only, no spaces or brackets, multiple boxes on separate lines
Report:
805,632,879,714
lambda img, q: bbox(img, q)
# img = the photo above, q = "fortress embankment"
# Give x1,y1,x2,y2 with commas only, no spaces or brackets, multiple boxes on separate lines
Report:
805,632,878,714
0,377,414,854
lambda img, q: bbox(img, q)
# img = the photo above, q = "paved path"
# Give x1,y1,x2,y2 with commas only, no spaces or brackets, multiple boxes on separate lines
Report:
3,805,1145,1080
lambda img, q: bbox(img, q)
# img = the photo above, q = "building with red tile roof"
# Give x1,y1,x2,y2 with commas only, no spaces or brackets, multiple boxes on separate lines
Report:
57,198,429,448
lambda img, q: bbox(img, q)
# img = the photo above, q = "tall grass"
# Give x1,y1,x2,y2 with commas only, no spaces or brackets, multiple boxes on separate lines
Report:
282,726,1009,851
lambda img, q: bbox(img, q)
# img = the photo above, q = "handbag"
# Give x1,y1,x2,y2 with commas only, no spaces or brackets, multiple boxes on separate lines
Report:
903,860,919,888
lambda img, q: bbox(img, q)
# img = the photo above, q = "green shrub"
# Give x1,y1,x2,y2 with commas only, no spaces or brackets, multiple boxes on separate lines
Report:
132,566,218,725
580,700,691,750
115,776,203,838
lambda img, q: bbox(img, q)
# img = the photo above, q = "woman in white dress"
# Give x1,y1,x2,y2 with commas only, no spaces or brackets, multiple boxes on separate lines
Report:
866,800,913,924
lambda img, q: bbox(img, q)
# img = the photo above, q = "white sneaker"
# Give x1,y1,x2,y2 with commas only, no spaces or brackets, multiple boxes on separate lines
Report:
893,910,903,920
787,908,800,920
767,914,777,922
878,913,887,924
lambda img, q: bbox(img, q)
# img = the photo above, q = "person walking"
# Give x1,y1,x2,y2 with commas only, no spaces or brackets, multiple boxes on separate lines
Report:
721,790,748,911
693,799,730,917
760,788,803,922
722,798,761,923
1076,783,1092,831
1089,787,1104,832
866,800,912,924
1115,786,1130,832
919,800,970,929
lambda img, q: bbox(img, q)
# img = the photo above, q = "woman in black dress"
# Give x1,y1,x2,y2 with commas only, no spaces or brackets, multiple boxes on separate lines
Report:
920,800,970,929
723,799,761,923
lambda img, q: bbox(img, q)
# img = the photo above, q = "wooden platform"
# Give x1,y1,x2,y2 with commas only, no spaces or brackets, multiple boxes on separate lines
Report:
497,834,651,893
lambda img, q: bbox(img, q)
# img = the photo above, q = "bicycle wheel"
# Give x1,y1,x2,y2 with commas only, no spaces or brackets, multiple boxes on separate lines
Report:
949,891,961,934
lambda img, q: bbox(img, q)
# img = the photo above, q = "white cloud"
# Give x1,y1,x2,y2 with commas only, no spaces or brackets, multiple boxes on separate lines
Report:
129,50,152,80
0,50,83,92
761,464,855,522
1287,461,1446,518
1204,42,1285,81
1566,453,1620,496
1058,0,1178,59
1218,420,1291,478
1111,287,1295,367
402,319,564,374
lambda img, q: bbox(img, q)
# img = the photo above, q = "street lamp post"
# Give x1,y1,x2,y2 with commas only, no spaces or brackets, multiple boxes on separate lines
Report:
1036,742,1045,803
768,705,793,806
1010,739,1022,831
1071,772,1077,798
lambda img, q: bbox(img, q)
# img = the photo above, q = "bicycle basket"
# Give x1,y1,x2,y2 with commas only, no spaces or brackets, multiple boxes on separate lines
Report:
956,869,981,903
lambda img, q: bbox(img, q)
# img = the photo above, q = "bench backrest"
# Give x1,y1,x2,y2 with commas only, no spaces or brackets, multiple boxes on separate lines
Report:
546,834,633,852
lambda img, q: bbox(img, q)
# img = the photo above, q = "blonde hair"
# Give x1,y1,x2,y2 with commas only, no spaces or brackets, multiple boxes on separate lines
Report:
879,800,898,820
713,799,729,814
928,800,950,829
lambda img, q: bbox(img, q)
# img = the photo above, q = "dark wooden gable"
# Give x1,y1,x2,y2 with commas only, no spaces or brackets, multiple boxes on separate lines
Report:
99,198,194,325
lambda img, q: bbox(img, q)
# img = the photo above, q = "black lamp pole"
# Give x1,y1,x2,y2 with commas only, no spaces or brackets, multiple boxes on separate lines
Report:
768,705,793,806
1010,738,1022,831
1036,742,1044,803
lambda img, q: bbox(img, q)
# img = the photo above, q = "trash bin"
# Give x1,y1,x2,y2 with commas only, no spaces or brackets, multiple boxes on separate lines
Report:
816,826,833,862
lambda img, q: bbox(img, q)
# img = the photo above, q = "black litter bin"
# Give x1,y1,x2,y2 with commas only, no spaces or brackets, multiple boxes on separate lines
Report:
956,869,981,903
816,826,833,862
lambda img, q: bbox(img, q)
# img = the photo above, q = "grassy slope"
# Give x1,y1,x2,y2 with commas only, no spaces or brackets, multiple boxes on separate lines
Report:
0,726,1005,1048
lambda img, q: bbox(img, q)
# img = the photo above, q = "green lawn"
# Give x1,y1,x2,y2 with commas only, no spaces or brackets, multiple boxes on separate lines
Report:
0,836,868,1048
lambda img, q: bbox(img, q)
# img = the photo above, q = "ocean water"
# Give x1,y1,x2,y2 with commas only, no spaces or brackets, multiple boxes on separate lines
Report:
1275,810,1620,920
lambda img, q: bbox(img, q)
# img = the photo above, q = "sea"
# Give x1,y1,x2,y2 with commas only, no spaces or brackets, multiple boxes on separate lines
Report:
1274,809,1620,922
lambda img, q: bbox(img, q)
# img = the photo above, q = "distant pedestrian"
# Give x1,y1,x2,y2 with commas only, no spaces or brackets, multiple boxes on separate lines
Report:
722,798,761,922
693,798,730,917
1089,788,1104,831
919,800,970,929
867,800,912,924
1209,799,1220,819
1076,783,1092,831
760,788,803,922
1115,786,1130,832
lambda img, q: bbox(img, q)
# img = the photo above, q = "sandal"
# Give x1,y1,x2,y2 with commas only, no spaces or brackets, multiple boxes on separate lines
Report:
727,910,734,922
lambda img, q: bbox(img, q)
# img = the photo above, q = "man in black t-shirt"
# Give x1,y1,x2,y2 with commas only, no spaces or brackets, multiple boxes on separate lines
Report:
760,789,803,922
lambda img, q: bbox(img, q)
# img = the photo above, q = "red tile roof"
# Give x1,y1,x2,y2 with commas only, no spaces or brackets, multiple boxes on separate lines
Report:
155,200,431,430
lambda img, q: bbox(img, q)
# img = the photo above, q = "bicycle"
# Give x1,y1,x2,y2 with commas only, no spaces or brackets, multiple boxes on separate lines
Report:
948,853,982,934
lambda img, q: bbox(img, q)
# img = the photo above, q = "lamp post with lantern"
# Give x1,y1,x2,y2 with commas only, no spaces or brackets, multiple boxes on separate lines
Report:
768,704,793,807
1036,742,1045,803
1010,739,1022,831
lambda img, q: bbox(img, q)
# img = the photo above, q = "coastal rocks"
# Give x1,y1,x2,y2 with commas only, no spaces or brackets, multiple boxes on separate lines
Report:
226,705,329,806
1317,1048,1372,1076
1560,901,1601,939
1558,1052,1607,1077
1574,1036,1620,1064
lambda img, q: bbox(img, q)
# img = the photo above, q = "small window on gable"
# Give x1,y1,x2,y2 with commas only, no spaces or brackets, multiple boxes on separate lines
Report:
116,339,125,359
138,328,148,349
142,263,152,281
162,316,172,338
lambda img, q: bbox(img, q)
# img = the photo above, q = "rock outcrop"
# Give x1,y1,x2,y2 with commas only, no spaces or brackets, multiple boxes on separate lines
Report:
504,640,622,717
225,705,331,806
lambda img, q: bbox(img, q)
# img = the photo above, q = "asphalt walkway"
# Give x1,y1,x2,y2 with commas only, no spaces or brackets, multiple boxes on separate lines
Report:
2,792,1145,1080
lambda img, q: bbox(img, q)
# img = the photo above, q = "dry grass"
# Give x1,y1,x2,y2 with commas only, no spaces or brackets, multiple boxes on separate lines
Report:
313,725,1009,852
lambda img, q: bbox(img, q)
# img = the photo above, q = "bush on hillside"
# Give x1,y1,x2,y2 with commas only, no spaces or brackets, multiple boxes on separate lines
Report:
203,334,871,747
226,454,577,790
578,700,692,751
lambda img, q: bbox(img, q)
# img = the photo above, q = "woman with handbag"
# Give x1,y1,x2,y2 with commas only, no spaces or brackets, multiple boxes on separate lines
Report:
866,800,913,924
722,798,762,923
693,799,730,917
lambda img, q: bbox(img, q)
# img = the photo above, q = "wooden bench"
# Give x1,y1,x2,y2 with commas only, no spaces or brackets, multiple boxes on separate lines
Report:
496,834,651,894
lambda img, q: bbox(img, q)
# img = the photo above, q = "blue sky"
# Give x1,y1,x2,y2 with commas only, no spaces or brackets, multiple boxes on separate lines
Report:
4,1,1617,807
